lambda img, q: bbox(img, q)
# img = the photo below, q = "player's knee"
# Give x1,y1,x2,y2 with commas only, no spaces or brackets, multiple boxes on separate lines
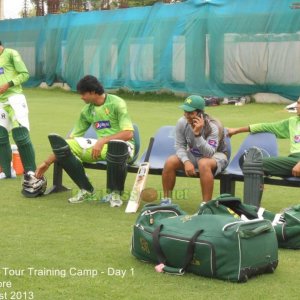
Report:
0,125,9,144
163,155,181,172
198,158,215,174
48,134,72,160
106,140,129,164
12,127,31,145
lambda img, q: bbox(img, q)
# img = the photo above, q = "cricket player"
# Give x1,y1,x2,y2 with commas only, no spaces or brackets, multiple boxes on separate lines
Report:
161,95,229,204
35,75,135,206
0,40,37,180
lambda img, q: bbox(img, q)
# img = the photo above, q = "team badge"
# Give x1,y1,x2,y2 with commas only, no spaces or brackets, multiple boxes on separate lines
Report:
1,113,6,119
294,135,300,143
208,139,217,148
0,67,4,75
105,108,110,115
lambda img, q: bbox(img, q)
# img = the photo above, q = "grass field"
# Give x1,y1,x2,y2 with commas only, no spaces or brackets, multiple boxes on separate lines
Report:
0,88,299,300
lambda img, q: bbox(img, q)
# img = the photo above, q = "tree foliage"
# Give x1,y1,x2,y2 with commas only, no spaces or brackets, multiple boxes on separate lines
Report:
26,0,184,16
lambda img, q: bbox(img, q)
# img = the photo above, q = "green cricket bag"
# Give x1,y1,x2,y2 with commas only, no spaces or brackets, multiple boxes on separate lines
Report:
271,205,300,249
198,194,300,249
131,203,278,282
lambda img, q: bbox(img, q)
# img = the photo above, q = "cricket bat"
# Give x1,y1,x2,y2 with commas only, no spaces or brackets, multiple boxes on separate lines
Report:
125,137,154,213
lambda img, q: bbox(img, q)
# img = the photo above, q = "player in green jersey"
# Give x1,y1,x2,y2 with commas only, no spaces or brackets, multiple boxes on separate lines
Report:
227,99,300,205
0,41,37,182
227,98,300,177
35,75,135,206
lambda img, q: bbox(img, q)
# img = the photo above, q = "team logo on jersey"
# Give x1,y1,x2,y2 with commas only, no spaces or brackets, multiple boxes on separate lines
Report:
105,108,110,115
0,67,4,75
94,120,111,129
1,113,6,119
208,139,217,148
294,135,300,143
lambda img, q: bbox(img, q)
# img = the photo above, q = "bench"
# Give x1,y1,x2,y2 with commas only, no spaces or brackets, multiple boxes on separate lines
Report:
47,126,300,202
46,125,232,195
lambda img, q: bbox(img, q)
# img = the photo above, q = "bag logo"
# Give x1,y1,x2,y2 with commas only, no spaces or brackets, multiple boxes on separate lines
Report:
139,238,150,254
180,215,193,223
191,256,201,266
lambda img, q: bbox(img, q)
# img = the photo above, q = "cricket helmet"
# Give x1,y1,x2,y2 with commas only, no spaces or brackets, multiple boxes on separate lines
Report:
22,171,47,198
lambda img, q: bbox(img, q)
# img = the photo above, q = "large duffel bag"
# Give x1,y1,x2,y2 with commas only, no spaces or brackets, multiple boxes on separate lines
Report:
131,203,278,282
198,194,300,249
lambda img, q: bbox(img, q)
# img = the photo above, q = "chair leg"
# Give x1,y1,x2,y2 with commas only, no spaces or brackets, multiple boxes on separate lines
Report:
44,162,70,195
219,174,236,195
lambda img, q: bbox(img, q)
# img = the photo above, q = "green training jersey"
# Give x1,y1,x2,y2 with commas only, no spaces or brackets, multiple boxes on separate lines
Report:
250,116,300,154
0,48,29,102
70,94,134,140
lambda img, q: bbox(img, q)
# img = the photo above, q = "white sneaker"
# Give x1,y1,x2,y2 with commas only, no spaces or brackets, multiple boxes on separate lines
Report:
160,198,172,206
0,168,17,179
101,192,123,207
68,189,97,204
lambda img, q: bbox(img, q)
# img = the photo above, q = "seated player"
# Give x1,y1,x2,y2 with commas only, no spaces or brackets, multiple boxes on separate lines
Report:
34,75,135,207
161,95,229,205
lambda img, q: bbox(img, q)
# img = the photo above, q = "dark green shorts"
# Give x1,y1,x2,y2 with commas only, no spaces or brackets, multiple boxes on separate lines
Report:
263,153,300,177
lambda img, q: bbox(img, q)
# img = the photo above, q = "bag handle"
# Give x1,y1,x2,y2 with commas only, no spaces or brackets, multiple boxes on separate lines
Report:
152,225,203,275
238,224,272,239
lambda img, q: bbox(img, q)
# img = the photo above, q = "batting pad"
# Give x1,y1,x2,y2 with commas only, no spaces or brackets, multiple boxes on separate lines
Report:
0,125,12,177
242,147,264,207
106,140,129,194
12,127,36,172
48,134,94,192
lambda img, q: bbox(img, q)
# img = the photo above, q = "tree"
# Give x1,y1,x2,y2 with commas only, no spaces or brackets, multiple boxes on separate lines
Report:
25,0,184,17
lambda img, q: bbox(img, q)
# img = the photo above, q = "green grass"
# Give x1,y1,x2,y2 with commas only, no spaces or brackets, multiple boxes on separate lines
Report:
0,88,299,299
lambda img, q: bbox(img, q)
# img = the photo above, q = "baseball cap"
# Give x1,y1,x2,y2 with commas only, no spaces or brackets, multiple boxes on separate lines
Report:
179,95,205,112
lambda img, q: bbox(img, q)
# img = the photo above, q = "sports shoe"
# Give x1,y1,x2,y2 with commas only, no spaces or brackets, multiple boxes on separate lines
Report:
68,189,97,204
101,192,123,207
100,193,111,203
0,168,17,179
160,198,172,206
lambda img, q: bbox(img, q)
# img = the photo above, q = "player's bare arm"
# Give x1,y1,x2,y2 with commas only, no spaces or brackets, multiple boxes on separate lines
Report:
292,161,300,177
0,83,10,94
226,126,250,137
35,154,56,178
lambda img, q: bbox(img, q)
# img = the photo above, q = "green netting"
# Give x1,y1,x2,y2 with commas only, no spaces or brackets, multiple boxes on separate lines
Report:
0,0,300,100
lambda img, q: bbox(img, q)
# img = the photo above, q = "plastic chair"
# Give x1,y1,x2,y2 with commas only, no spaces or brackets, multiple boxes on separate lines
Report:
139,126,176,169
139,126,231,170
225,132,278,176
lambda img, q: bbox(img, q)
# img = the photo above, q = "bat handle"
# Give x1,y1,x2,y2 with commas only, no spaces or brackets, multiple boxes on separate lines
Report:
144,137,154,162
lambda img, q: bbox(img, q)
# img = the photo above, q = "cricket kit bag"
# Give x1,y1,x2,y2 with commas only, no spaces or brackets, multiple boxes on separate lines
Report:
131,203,278,282
199,194,300,249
